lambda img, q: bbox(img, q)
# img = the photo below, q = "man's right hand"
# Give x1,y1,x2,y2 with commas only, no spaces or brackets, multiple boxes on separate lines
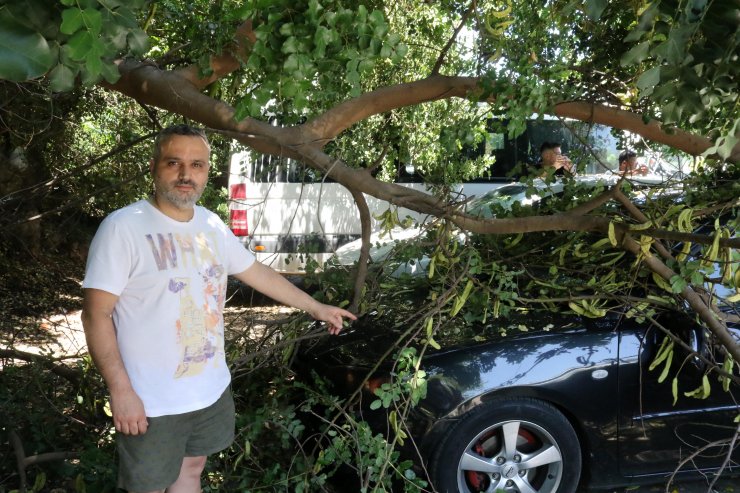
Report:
556,155,573,172
111,387,149,435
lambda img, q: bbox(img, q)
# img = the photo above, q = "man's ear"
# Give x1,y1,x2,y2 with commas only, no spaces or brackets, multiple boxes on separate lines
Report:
149,159,155,174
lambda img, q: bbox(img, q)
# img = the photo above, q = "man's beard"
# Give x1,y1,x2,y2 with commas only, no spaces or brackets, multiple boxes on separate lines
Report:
158,180,205,209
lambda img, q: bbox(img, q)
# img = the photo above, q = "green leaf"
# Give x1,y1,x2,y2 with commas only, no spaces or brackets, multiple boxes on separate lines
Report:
684,374,711,399
279,22,293,37
85,52,103,80
620,41,650,66
387,33,401,47
74,473,87,493
80,8,103,36
584,0,608,21
374,22,389,38
98,0,127,8
281,79,301,97
32,472,46,493
107,24,129,51
427,336,441,350
356,5,368,24
369,9,385,26
722,357,734,392
394,42,408,59
48,63,76,92
658,348,673,383
308,0,323,20
716,135,739,160
0,15,56,81
636,66,661,92
346,69,360,85
127,29,149,55
669,275,687,293
99,60,120,84
80,64,101,86
284,54,299,72
67,30,94,61
60,8,84,35
281,36,300,54
649,337,673,371
109,4,139,29
653,26,691,65
124,0,149,9
358,58,374,72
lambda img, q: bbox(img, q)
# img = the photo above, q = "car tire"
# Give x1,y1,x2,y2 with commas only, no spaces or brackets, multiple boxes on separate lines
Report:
430,397,582,493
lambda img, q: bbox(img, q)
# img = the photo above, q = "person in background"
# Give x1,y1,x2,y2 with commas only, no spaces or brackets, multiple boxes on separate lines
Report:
81,124,356,493
539,141,575,176
618,149,649,175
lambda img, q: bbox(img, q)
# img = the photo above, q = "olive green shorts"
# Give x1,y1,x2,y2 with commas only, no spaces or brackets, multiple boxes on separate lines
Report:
116,387,235,492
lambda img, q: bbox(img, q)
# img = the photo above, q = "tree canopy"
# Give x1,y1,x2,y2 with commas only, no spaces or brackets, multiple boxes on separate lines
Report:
1,0,739,490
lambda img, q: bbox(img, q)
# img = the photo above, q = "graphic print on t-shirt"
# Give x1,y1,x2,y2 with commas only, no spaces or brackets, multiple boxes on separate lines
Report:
146,231,226,378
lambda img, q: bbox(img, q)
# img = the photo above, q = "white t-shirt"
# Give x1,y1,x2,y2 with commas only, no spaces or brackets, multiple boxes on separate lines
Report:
83,200,255,417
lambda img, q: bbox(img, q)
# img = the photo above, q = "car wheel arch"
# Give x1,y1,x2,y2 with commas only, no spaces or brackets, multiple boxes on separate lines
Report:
442,386,588,439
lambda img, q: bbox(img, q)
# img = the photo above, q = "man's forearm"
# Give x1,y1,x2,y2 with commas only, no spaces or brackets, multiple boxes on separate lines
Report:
81,312,134,394
232,262,356,334
233,262,323,315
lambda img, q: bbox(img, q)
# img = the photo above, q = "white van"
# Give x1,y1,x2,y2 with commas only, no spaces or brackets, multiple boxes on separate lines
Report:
227,118,627,274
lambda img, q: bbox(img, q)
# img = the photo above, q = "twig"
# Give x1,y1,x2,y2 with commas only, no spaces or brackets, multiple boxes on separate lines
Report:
666,427,740,492
431,2,475,75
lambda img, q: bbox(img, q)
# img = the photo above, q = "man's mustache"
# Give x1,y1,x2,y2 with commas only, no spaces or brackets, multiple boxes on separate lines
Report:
173,180,197,187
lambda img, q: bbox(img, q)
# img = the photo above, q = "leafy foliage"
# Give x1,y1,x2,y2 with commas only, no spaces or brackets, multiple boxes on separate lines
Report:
617,0,739,158
232,0,408,118
0,0,150,90
1,0,739,491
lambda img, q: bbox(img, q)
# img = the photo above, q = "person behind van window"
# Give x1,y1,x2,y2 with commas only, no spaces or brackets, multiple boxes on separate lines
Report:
618,149,648,175
81,124,357,493
539,141,574,176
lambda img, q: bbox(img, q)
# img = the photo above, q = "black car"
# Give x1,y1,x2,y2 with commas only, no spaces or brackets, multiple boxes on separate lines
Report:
297,176,739,492
297,306,739,492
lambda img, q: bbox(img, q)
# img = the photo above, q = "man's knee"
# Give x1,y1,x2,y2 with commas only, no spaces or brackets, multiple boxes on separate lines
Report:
180,456,207,478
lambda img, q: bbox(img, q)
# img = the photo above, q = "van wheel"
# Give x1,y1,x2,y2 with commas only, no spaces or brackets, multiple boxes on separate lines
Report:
430,398,581,493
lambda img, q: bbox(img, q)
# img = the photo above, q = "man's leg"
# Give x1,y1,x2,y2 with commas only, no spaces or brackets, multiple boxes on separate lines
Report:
166,456,207,493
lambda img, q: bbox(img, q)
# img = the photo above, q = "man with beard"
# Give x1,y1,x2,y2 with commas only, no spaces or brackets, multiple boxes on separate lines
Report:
81,124,356,493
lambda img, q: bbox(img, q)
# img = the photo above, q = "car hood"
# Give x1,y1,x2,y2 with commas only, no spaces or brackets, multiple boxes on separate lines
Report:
297,310,592,370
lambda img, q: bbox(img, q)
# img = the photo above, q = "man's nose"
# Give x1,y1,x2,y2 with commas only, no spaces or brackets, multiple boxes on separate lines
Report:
177,163,190,179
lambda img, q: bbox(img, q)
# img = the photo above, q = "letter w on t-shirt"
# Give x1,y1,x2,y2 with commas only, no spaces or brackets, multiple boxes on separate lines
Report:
146,233,178,270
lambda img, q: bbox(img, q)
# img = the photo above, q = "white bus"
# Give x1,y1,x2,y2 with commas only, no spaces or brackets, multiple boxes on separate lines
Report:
227,119,623,274
227,153,470,274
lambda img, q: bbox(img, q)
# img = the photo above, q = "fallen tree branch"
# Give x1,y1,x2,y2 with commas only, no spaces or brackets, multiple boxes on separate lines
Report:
9,430,78,493
349,185,372,314
620,235,740,362
0,348,82,384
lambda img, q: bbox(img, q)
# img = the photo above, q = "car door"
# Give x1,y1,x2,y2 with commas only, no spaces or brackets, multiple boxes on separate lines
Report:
617,318,740,478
